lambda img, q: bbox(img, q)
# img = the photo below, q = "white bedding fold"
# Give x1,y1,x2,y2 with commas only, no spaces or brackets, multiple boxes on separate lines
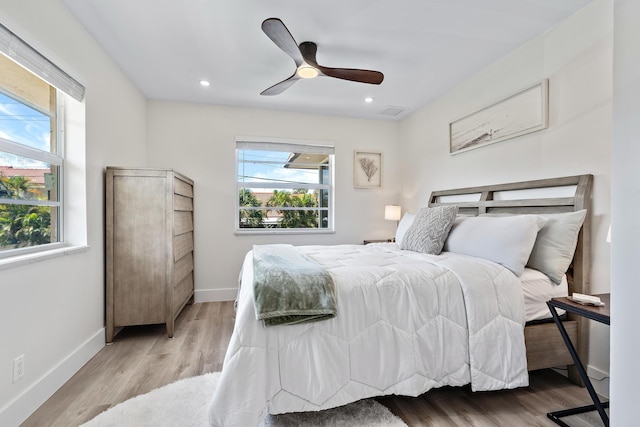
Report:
208,244,528,427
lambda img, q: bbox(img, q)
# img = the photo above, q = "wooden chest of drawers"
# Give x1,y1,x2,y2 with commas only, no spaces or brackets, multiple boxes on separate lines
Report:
105,167,194,343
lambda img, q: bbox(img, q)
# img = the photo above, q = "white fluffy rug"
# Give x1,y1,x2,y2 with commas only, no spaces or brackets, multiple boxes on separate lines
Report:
81,372,407,427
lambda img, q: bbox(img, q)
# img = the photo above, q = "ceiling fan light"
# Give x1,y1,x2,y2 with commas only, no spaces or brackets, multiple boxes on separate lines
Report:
297,66,319,79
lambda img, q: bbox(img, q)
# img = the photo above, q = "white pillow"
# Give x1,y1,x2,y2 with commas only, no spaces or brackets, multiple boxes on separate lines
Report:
401,206,458,255
527,210,587,285
395,213,415,247
444,215,548,276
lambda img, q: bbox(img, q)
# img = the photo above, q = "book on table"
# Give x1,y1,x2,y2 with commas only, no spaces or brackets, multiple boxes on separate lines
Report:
569,293,605,306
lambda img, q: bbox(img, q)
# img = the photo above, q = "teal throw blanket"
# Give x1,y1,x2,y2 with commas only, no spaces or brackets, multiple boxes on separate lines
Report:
253,244,337,326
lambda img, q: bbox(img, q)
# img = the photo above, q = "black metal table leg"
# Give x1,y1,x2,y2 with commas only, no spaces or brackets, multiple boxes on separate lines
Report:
546,302,609,427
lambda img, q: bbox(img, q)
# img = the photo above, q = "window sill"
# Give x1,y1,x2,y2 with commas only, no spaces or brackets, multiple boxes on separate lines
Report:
0,244,89,271
235,229,335,236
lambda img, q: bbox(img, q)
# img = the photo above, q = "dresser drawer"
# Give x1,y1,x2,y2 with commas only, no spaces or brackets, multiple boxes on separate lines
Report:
174,232,194,262
174,272,194,316
174,194,193,211
174,211,194,235
174,176,193,198
174,251,194,285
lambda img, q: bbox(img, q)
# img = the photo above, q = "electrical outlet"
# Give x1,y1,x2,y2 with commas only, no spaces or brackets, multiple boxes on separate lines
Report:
13,355,24,383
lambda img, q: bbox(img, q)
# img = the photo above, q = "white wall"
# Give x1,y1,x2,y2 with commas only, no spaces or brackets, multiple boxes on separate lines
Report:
611,0,640,424
0,0,624,424
398,0,612,395
146,101,400,301
0,1,147,425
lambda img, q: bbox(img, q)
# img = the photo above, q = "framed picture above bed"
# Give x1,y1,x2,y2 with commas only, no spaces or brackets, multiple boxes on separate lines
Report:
354,150,382,189
449,79,549,155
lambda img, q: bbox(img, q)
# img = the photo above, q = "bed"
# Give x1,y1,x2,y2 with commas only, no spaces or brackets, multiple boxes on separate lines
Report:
208,174,593,427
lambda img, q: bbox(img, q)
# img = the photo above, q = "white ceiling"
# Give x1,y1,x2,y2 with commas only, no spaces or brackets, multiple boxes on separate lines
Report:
62,0,594,121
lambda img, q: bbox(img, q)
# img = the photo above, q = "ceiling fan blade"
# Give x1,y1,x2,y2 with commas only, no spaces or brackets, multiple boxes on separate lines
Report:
262,18,304,67
318,67,384,85
298,41,384,85
260,73,300,96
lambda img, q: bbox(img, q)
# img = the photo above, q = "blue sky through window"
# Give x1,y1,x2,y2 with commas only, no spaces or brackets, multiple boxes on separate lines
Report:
0,92,52,168
238,149,322,187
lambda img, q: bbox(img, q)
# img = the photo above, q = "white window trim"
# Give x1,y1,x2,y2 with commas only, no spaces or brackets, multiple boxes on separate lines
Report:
0,136,62,166
0,244,88,271
235,136,335,235
0,53,74,263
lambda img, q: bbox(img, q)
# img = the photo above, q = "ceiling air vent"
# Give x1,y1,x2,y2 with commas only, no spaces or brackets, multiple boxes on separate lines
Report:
379,106,408,117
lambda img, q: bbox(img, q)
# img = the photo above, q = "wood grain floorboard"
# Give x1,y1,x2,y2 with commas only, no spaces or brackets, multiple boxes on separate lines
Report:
21,301,605,427
376,369,607,427
20,301,234,427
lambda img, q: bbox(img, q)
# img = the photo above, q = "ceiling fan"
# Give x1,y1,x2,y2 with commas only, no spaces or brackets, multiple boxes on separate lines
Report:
260,18,384,96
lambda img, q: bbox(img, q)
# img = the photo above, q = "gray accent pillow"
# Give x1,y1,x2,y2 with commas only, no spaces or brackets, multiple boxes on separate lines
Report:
527,210,587,284
401,206,458,254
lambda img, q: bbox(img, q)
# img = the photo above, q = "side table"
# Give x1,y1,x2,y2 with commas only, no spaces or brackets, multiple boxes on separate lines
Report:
363,239,393,245
546,294,610,427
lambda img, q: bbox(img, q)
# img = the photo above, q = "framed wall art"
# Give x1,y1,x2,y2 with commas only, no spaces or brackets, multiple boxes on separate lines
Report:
449,79,549,155
354,150,382,189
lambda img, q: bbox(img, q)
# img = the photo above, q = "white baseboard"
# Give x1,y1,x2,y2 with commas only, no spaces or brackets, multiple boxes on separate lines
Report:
0,328,105,427
587,364,610,399
552,364,610,400
194,287,237,303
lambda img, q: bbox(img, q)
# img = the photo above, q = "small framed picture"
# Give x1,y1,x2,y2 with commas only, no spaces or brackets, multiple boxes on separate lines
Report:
354,150,382,189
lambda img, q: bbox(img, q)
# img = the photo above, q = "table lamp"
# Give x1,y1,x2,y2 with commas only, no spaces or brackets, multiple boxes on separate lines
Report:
385,205,402,241
385,205,402,222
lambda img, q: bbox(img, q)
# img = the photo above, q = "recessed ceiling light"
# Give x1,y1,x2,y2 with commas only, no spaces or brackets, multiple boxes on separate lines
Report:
364,97,374,103
200,80,211,87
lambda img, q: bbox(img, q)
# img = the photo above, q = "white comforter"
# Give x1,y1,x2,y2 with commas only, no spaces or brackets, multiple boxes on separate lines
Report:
208,244,528,427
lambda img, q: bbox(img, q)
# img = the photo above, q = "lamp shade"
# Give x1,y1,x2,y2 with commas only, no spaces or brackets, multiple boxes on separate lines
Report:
384,205,402,221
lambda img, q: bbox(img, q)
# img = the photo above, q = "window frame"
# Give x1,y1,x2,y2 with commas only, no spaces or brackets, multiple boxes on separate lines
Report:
235,136,335,235
0,73,65,259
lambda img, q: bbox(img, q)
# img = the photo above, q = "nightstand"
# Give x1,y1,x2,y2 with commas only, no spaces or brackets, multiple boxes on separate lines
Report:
363,239,393,245
546,294,610,427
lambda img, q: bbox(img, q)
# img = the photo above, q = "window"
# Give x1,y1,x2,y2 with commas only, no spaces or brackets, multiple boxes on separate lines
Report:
0,55,61,254
236,138,334,233
0,22,85,258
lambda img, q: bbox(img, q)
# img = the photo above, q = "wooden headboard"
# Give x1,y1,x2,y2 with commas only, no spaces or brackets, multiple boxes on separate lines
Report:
427,174,593,379
427,174,593,296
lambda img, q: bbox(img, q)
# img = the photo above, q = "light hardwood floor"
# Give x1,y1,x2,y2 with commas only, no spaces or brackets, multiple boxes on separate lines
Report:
21,302,605,427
